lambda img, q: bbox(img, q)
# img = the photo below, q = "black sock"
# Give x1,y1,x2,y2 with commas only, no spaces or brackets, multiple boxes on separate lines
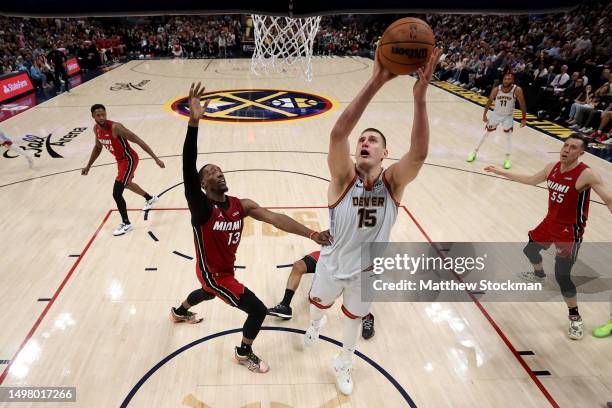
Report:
113,181,130,224
237,342,252,356
144,193,152,201
281,289,295,307
569,306,579,317
175,305,188,315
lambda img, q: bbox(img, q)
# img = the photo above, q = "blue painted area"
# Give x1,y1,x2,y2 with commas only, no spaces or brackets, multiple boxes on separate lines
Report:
171,89,334,123
120,326,416,407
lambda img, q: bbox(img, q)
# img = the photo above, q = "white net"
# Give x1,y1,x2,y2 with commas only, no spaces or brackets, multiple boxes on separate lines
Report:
250,14,322,81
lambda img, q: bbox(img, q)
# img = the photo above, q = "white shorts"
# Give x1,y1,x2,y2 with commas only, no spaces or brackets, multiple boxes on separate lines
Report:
487,112,514,131
309,270,370,319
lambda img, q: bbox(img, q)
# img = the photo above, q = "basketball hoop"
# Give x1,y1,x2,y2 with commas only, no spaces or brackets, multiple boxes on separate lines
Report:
250,14,321,81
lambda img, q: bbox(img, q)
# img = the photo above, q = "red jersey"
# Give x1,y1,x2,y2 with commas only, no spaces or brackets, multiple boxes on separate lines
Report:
196,196,246,275
94,120,137,162
545,161,590,227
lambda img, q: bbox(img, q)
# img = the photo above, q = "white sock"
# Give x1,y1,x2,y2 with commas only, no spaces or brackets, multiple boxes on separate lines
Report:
340,316,361,363
8,145,34,166
505,131,513,158
8,144,32,159
309,304,326,327
474,129,492,152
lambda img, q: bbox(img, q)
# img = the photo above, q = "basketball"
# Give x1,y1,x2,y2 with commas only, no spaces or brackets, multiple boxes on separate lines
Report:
378,17,435,75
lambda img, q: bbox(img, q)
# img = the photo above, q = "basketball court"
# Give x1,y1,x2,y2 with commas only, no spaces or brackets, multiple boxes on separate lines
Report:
1,56,611,407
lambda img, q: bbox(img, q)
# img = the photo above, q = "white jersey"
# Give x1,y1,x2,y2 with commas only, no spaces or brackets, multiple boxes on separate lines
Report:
318,170,398,279
494,84,516,116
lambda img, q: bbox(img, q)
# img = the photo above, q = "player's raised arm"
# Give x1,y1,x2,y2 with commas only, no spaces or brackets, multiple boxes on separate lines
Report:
82,136,102,175
581,168,612,213
113,122,165,168
385,48,442,196
241,199,332,245
485,162,555,186
183,82,212,220
328,51,397,187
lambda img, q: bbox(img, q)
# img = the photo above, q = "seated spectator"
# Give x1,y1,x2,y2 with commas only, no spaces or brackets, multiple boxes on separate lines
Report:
566,84,593,124
587,109,611,143
551,65,570,93
29,59,48,89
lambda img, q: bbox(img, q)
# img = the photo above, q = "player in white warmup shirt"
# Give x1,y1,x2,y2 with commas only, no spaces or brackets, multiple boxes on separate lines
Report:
0,128,34,168
303,48,442,396
466,72,527,169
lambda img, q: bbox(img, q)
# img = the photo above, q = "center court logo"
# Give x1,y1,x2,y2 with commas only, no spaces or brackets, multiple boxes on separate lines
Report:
166,89,336,123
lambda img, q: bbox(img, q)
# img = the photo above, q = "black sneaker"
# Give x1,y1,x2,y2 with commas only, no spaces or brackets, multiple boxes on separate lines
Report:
267,303,292,320
362,313,375,339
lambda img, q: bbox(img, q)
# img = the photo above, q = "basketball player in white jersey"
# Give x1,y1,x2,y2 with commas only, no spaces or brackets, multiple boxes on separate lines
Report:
0,128,34,168
467,72,527,169
303,47,442,395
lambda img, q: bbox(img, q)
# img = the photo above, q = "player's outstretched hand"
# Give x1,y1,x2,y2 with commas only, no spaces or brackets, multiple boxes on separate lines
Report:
155,158,165,168
188,82,211,123
372,48,397,84
312,230,333,246
413,47,443,101
484,165,502,175
81,167,90,175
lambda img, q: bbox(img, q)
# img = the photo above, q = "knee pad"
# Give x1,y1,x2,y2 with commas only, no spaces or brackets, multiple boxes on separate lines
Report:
554,256,576,298
523,240,543,264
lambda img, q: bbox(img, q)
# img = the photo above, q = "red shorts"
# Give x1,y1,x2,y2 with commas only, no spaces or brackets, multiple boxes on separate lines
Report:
528,218,582,261
1,140,13,147
116,153,139,186
197,270,245,306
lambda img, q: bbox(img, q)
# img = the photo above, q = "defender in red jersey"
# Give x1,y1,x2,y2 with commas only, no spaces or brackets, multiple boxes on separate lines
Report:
170,83,331,374
486,133,612,340
267,250,376,339
82,104,165,236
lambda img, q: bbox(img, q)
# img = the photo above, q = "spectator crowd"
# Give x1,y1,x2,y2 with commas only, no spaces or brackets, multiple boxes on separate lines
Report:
0,1,610,140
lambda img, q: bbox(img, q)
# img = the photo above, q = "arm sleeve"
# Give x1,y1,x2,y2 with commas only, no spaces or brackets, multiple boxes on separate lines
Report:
183,125,211,225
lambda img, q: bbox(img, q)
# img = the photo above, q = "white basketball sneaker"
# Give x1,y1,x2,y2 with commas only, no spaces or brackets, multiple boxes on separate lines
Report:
113,223,133,236
518,270,546,284
568,316,584,340
303,315,327,347
332,354,354,395
143,195,159,211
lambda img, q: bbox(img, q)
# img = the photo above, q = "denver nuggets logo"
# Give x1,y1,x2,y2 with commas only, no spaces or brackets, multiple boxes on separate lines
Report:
166,89,335,123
